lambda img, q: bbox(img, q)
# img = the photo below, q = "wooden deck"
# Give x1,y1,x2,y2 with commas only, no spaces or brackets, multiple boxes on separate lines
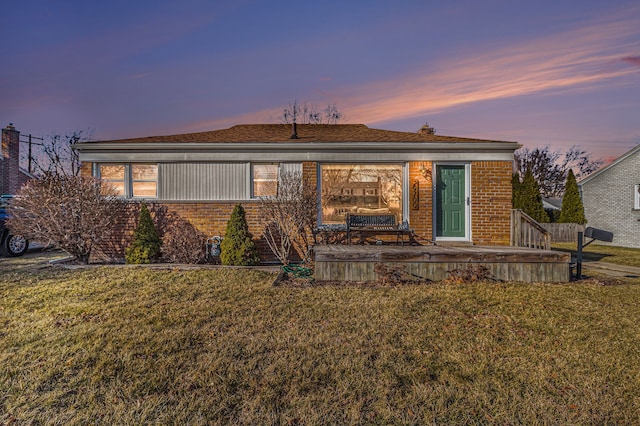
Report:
314,244,571,283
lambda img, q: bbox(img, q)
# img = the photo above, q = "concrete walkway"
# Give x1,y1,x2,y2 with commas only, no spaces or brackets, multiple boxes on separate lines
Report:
582,260,640,278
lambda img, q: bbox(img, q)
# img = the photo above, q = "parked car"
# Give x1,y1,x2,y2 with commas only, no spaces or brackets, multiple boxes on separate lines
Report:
0,195,29,256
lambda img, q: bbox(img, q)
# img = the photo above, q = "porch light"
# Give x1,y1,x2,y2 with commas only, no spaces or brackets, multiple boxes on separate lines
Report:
418,164,432,182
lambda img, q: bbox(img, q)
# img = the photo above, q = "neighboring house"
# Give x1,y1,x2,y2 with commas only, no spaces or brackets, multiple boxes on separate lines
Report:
74,123,519,260
1,124,33,195
542,197,562,211
579,144,640,248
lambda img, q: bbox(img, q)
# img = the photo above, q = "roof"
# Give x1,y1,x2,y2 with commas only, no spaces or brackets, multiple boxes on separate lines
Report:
542,197,562,210
579,144,640,186
84,124,515,144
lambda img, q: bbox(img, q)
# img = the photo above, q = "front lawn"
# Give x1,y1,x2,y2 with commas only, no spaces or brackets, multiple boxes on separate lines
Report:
1,264,639,424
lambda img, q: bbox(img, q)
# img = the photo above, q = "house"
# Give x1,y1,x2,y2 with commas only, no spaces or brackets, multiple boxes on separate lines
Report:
579,144,640,248
1,124,33,195
74,123,520,260
542,197,562,211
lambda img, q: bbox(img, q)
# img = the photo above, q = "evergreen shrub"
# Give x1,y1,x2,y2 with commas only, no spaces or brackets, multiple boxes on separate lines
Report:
520,169,549,223
125,203,161,264
559,169,586,224
220,204,260,266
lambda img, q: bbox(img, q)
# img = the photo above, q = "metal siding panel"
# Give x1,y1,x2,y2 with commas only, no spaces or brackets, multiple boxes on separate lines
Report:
280,162,302,174
159,163,248,200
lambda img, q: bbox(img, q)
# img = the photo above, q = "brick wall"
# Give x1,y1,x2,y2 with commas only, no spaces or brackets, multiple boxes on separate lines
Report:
1,125,28,194
408,161,434,243
89,198,277,263
84,159,513,262
471,161,512,245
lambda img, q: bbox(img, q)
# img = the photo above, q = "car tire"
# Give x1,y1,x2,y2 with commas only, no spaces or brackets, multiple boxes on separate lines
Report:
5,234,29,257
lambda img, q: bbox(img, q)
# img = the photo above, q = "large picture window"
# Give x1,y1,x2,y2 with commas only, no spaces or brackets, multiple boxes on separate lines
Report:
320,163,403,224
97,163,157,198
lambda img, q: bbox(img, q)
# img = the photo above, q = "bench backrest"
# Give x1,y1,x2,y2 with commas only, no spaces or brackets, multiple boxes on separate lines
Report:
347,213,397,230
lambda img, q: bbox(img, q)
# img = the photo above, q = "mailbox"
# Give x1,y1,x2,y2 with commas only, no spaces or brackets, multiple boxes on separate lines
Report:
584,227,614,243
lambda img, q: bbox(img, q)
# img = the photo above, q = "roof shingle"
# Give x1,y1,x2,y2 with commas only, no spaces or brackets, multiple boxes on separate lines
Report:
91,124,513,144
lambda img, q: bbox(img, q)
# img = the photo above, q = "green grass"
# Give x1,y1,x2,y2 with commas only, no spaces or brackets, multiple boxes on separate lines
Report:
554,242,640,267
1,261,640,424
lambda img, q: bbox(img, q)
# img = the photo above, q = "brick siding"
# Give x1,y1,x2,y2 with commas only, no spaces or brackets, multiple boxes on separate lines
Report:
1,126,29,195
83,159,513,262
470,161,512,245
408,161,434,243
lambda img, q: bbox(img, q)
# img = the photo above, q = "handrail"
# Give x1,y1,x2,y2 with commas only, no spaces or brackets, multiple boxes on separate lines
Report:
510,209,551,250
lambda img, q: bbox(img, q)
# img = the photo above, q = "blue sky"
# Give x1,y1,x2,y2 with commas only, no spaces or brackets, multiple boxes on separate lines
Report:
1,0,639,162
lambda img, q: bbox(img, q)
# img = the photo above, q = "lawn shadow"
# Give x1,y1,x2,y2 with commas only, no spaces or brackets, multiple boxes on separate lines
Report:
552,246,613,262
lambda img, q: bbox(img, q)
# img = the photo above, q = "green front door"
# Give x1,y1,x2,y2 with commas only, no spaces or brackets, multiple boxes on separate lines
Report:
436,165,466,238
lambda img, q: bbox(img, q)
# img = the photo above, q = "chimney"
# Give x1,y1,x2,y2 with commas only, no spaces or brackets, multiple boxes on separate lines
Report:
1,123,23,194
290,121,298,139
418,123,435,135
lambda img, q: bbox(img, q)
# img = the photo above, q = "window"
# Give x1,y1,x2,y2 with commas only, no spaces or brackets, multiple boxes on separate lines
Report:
132,164,158,197
99,164,126,196
252,164,278,197
635,184,640,209
97,163,158,198
320,163,403,224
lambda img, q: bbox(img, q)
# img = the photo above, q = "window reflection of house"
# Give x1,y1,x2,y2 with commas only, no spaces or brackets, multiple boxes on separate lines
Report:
321,164,402,224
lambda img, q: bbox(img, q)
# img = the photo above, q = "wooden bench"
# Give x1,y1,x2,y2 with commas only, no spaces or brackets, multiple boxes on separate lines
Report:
346,213,413,245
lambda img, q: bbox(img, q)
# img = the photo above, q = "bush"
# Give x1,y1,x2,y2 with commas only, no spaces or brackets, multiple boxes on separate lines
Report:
220,204,260,266
160,215,208,264
519,169,549,223
545,208,561,223
6,174,123,264
259,170,317,265
512,172,522,209
559,169,586,224
125,204,161,264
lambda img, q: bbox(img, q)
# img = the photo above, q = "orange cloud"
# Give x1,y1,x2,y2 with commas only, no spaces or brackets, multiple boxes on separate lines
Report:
621,56,640,67
189,5,640,131
342,9,640,124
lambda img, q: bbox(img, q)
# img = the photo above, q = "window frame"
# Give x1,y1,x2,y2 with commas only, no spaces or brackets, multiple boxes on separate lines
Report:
251,163,279,198
95,163,158,199
318,162,407,225
635,184,640,210
131,164,158,198
97,163,126,197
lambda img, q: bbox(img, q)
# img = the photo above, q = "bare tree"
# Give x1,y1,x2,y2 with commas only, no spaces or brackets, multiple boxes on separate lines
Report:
514,145,602,197
259,170,317,264
323,103,343,124
26,130,90,177
6,174,124,264
280,101,344,124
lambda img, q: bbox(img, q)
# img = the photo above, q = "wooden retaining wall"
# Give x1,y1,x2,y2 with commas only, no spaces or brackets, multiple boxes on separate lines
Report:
314,245,571,283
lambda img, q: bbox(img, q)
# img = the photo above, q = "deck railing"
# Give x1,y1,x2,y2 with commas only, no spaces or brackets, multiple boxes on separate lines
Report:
510,209,551,250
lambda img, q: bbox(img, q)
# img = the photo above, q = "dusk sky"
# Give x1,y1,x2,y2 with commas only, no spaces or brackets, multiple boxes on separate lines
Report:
2,0,639,162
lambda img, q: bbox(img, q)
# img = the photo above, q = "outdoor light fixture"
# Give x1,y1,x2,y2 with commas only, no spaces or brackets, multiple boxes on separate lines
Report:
418,164,432,181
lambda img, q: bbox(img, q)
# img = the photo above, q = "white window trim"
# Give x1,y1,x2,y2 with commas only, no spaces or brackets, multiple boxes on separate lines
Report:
635,184,640,210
